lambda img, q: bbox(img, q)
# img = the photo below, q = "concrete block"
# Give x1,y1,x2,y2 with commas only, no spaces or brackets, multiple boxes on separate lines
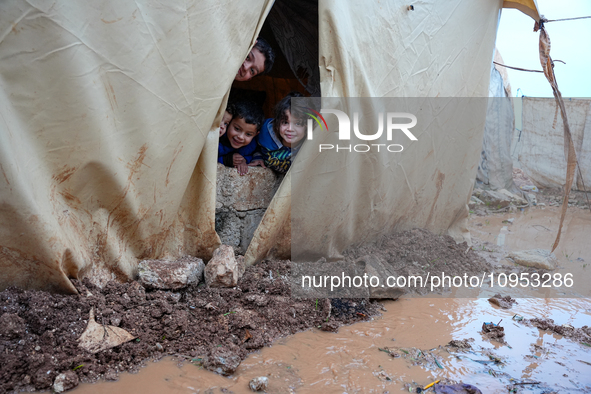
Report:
215,208,241,247
216,164,281,211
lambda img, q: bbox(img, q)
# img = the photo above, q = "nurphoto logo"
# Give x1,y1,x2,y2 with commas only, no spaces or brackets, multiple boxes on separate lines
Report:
305,109,418,153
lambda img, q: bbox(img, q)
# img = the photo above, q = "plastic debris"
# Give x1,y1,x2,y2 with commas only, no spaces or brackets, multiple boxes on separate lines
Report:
433,383,483,394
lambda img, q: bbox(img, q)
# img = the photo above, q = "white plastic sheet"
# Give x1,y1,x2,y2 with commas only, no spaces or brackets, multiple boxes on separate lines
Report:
515,97,591,191
0,0,540,289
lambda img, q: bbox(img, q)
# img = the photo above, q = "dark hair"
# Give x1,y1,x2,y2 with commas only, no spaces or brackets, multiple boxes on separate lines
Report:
225,102,235,116
273,91,309,137
232,100,264,131
253,37,275,75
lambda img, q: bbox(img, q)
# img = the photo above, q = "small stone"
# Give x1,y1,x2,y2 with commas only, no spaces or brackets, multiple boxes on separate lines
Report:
156,343,163,351
104,370,118,381
249,376,269,391
321,321,340,332
525,193,537,206
507,249,557,270
203,345,242,375
138,256,205,290
35,345,41,351
53,371,79,393
205,245,244,288
168,293,182,303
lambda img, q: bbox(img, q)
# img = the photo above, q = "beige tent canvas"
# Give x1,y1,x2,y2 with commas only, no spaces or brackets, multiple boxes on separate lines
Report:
0,0,539,293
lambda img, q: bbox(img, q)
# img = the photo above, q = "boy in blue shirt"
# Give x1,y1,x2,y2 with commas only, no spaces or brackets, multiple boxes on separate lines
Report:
218,100,264,175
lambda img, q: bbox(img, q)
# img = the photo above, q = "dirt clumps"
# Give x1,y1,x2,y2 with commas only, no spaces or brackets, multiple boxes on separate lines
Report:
0,313,26,340
487,294,516,309
519,318,591,345
343,228,493,295
0,259,381,393
446,338,474,350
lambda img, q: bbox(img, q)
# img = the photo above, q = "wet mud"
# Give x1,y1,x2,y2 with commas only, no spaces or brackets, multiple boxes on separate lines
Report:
342,228,493,295
0,260,381,393
67,203,590,394
518,317,591,344
71,297,591,394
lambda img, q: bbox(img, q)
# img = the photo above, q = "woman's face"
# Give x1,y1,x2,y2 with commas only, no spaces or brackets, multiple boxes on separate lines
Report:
279,110,306,148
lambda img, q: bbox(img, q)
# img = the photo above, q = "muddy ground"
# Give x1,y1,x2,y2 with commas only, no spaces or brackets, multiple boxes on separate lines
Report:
0,260,381,394
342,228,493,295
0,227,494,393
1,186,589,393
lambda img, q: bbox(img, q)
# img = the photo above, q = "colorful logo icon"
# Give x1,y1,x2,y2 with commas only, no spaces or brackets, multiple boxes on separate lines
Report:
304,107,328,133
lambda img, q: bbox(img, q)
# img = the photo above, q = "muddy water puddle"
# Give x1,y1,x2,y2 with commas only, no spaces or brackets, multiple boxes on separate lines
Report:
469,206,591,297
73,296,591,393
73,208,591,393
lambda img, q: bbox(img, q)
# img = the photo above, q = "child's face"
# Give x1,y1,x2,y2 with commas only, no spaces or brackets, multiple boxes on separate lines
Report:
219,111,232,137
235,47,265,82
226,117,258,149
279,110,306,148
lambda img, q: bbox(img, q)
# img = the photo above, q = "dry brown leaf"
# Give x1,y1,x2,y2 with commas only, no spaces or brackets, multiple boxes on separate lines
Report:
78,308,136,354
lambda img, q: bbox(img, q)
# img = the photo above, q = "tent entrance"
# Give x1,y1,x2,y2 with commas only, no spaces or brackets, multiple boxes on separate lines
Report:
214,0,319,254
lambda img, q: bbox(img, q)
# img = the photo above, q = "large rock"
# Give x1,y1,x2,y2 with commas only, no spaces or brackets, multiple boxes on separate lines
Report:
205,245,245,288
507,249,557,270
138,256,205,290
